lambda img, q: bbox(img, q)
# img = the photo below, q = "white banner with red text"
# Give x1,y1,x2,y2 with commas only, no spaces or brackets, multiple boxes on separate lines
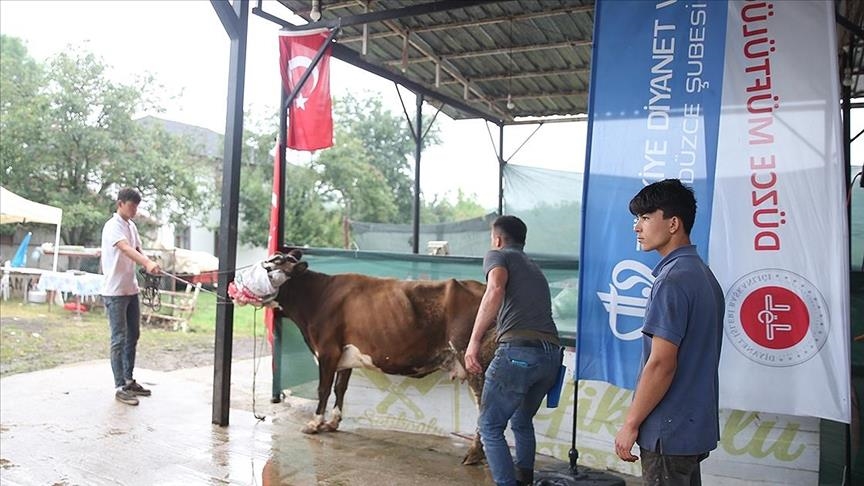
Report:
709,0,850,423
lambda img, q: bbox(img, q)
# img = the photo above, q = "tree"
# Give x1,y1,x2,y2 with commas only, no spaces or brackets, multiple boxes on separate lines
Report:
237,115,342,248
0,36,46,178
314,132,399,223
0,37,212,245
235,92,487,249
421,189,488,223
330,91,441,224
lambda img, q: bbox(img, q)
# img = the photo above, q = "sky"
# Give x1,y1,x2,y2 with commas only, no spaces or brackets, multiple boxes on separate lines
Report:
2,0,861,211
0,0,586,210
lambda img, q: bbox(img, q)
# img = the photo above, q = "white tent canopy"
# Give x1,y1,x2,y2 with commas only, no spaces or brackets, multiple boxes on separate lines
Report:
0,186,63,271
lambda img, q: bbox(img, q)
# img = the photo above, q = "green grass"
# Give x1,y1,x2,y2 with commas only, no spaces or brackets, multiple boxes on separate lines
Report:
186,291,267,336
0,294,269,377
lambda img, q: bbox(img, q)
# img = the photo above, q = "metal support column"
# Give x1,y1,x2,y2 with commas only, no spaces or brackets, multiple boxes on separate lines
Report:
211,0,248,427
842,36,853,486
411,94,423,254
272,87,289,403
498,124,504,216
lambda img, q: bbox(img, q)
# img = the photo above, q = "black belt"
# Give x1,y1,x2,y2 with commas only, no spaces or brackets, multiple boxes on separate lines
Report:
500,339,558,348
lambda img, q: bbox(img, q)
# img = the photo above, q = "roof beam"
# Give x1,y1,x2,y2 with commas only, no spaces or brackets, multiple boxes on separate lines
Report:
384,39,592,66
340,4,593,43
443,67,590,85
211,0,241,39
277,0,501,30
376,17,509,120
332,43,503,122
490,89,588,102
255,5,504,121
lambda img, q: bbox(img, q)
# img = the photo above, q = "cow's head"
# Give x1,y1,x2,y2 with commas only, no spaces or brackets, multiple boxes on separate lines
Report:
227,249,309,307
263,249,308,278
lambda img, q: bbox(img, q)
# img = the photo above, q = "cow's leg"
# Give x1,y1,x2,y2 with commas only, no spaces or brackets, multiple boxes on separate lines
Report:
302,355,338,434
321,368,352,432
462,372,486,465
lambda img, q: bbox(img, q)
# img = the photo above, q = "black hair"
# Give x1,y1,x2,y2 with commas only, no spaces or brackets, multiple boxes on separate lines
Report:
628,179,697,235
117,187,142,204
492,215,527,247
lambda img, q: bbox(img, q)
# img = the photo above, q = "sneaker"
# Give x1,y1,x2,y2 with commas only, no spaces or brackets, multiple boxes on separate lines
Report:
124,380,151,397
115,388,139,406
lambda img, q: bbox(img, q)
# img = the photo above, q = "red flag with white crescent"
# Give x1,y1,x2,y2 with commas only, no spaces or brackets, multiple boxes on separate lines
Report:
279,29,333,151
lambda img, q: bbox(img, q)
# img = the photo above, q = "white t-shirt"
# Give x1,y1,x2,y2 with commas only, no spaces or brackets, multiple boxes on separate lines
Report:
100,212,142,296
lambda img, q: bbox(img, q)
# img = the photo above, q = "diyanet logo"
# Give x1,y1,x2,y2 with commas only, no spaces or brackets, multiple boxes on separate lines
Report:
596,260,655,341
725,269,829,366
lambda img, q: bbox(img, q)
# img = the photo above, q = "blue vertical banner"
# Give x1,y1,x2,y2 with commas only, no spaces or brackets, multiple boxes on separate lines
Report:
577,0,728,389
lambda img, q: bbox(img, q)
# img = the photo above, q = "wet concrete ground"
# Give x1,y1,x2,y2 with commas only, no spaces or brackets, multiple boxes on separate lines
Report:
0,359,635,485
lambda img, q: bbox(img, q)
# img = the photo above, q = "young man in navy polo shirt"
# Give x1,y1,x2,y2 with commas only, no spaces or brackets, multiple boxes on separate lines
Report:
614,179,724,485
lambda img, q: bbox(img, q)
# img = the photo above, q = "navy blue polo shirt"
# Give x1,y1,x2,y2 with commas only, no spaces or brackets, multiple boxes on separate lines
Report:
636,245,724,455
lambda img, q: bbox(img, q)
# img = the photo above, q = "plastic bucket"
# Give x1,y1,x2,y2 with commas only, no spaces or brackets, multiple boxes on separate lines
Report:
27,290,47,304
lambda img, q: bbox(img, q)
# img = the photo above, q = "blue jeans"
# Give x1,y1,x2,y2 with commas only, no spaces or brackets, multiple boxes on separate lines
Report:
479,342,562,486
104,295,141,388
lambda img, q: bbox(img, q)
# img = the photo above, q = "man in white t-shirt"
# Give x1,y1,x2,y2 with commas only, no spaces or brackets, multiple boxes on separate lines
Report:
101,188,161,406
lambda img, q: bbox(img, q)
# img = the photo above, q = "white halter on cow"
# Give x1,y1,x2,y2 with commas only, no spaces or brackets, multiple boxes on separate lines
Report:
227,253,294,306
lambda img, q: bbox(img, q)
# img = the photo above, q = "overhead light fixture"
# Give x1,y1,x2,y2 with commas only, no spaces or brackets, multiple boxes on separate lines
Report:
310,0,322,22
507,94,515,111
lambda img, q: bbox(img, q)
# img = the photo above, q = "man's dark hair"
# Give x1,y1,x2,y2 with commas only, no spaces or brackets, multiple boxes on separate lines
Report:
492,215,527,247
629,179,697,235
117,187,142,204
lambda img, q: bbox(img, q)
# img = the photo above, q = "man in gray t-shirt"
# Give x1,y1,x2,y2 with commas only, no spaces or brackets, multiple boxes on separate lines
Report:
465,215,562,486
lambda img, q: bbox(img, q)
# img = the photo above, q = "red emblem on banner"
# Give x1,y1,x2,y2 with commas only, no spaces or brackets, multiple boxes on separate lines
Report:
725,269,829,366
279,29,334,151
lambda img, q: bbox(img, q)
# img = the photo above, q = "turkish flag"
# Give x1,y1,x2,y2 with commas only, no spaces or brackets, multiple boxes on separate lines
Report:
279,29,333,151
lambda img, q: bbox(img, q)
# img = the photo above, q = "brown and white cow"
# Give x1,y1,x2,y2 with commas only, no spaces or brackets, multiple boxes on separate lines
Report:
254,249,497,465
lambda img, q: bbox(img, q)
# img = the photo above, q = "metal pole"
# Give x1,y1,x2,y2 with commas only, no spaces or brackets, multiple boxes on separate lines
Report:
271,87,289,403
412,94,423,254
212,0,248,427
842,37,853,486
498,124,504,216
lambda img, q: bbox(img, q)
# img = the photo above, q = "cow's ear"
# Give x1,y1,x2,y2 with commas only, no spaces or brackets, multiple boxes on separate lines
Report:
293,261,309,275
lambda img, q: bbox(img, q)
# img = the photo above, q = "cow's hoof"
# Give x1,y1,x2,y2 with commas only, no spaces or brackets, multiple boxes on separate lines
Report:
461,449,485,466
320,422,340,432
301,424,320,434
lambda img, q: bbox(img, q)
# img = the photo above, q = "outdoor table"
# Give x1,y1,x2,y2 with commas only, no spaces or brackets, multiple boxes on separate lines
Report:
36,270,104,315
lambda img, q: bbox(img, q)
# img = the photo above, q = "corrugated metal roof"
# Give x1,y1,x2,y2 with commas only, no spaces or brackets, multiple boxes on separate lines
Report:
269,0,864,124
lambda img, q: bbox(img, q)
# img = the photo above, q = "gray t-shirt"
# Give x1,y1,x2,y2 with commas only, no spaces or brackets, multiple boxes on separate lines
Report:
482,246,558,339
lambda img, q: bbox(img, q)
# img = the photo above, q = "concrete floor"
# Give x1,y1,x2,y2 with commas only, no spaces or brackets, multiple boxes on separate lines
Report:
0,359,635,485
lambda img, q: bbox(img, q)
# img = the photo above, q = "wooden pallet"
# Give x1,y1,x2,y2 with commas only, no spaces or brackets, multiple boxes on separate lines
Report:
141,283,202,332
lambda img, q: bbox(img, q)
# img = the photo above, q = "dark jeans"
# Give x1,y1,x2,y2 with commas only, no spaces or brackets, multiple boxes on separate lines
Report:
104,295,140,388
479,341,562,486
640,447,708,486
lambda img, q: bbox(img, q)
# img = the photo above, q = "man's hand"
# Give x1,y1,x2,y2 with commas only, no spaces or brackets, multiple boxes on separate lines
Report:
144,260,161,275
614,423,639,462
464,340,482,374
